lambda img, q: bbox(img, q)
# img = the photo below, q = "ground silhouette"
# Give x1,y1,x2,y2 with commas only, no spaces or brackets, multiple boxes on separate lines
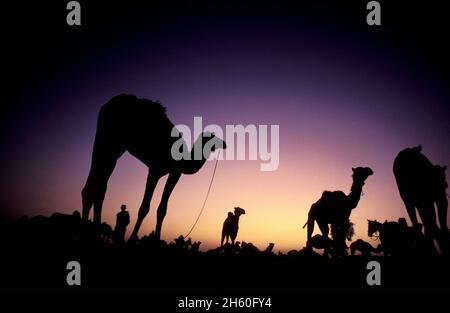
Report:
2,210,450,297
81,94,227,241
393,145,448,254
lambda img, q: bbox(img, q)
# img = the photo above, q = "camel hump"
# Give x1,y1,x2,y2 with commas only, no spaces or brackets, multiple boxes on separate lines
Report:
95,94,173,145
99,94,167,119
321,190,346,202
99,94,137,118
394,145,432,170
393,145,436,187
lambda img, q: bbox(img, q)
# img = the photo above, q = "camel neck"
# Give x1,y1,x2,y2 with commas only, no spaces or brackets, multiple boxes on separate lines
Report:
180,134,214,174
348,180,364,209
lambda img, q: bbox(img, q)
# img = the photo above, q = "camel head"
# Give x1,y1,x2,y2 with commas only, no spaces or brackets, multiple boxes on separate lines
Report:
234,207,246,217
180,132,227,174
352,167,374,184
192,131,226,155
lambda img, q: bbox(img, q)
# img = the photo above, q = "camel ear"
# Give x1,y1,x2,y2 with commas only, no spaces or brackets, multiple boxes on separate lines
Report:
352,167,355,172
443,165,447,171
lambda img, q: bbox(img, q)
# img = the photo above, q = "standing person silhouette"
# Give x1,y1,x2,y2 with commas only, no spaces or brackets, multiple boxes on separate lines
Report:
114,204,130,243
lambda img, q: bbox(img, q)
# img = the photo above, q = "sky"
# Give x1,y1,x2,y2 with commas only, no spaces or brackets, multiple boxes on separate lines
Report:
1,1,449,252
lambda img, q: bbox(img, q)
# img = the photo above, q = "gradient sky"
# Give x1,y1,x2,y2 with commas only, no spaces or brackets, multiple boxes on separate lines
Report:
1,1,449,252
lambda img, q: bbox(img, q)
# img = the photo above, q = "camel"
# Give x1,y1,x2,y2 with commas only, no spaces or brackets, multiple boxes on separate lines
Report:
221,207,245,246
81,94,227,240
368,218,426,256
303,167,373,257
350,239,381,256
239,242,275,256
393,145,448,254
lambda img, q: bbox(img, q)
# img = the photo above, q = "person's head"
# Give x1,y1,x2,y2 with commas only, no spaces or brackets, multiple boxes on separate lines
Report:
121,204,127,211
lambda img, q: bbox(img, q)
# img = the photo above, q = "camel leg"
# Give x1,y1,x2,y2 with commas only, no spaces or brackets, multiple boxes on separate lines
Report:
82,157,119,224
82,182,94,223
436,196,449,255
436,195,448,231
318,221,330,257
93,158,119,224
129,170,160,240
402,197,420,228
221,229,226,246
82,124,125,224
318,221,329,238
155,172,181,239
417,203,438,255
222,235,229,246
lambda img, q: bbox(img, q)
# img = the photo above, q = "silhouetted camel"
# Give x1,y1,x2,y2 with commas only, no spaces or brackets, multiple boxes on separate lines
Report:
238,242,275,256
350,239,381,256
221,207,245,246
368,219,427,256
303,167,373,257
393,146,448,254
81,94,226,240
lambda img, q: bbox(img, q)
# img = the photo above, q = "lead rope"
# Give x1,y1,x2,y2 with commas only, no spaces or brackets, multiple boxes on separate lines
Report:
184,151,221,238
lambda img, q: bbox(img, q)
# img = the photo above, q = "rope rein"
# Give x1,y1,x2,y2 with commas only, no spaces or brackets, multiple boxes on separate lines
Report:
184,151,221,238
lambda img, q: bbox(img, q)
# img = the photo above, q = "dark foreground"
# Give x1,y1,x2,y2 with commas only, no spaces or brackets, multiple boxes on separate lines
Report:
0,215,449,311
1,243,449,311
